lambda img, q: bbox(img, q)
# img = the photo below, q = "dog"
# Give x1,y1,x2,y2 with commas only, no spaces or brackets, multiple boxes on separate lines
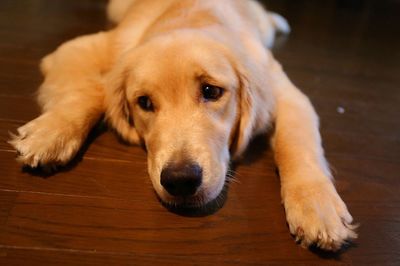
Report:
9,0,357,251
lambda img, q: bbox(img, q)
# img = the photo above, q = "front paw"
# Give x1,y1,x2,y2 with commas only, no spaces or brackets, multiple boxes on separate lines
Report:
8,113,83,168
283,180,357,251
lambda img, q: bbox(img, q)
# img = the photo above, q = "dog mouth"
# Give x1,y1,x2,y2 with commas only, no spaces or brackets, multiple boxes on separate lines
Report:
149,155,232,215
156,184,229,217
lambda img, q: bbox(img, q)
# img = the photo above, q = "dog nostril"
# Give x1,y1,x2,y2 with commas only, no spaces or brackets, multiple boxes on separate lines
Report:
160,162,203,197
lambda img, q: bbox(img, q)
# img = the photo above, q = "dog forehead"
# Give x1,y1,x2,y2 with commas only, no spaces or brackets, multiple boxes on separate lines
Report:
131,41,238,91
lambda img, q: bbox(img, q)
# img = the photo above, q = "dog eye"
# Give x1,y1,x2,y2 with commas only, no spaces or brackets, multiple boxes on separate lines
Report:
201,84,224,101
137,96,154,112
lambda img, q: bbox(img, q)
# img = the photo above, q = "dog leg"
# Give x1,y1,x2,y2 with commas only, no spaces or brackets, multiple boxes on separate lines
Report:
9,32,112,168
107,0,137,24
269,59,357,251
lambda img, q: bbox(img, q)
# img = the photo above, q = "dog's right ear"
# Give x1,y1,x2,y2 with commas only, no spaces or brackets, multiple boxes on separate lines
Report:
104,59,140,144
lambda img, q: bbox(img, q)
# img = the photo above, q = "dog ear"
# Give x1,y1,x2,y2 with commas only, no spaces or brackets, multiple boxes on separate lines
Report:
230,59,273,159
104,60,140,144
230,72,257,158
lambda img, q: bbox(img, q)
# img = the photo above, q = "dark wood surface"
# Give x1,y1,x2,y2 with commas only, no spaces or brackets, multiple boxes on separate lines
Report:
1,0,399,265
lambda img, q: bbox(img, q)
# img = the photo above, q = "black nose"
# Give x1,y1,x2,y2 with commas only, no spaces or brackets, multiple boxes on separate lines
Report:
160,162,203,197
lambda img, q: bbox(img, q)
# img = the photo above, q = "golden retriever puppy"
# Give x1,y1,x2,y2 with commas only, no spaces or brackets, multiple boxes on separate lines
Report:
9,0,356,251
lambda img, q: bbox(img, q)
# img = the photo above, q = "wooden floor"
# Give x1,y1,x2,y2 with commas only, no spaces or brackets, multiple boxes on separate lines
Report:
1,0,399,265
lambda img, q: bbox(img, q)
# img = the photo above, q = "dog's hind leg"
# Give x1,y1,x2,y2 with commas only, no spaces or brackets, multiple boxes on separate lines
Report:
107,0,137,24
9,32,113,168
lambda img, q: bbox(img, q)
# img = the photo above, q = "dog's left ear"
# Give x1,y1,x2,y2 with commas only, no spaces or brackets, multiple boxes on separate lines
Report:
230,59,273,159
230,70,256,158
104,59,140,144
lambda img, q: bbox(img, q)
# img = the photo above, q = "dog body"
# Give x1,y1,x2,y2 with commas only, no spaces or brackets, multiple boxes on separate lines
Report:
10,0,356,251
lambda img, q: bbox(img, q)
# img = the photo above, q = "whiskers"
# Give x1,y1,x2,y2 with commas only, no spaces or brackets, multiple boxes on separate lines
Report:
226,168,240,184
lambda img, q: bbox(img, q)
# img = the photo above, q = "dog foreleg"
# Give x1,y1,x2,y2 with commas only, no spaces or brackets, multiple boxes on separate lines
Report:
269,59,357,251
9,32,113,168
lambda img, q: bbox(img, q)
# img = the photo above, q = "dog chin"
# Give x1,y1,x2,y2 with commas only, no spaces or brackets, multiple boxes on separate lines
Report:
157,185,227,214
158,190,212,208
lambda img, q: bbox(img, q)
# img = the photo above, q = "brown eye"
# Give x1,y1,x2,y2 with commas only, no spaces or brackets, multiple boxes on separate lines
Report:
138,96,154,112
201,84,224,101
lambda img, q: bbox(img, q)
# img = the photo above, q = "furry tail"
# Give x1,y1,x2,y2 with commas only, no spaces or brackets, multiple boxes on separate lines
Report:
269,12,291,35
262,11,291,48
248,0,290,48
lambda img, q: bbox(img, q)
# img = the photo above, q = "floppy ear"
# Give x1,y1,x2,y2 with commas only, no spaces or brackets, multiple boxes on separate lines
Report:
104,60,140,144
231,73,257,158
230,60,274,159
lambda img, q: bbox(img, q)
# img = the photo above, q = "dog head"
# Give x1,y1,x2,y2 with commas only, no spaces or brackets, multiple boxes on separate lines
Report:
105,32,272,207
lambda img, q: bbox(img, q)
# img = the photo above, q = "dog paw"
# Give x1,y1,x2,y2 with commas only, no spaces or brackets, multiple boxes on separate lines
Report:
8,113,83,168
283,180,358,251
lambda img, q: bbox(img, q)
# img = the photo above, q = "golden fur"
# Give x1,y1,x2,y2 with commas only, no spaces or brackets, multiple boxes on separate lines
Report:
9,0,356,251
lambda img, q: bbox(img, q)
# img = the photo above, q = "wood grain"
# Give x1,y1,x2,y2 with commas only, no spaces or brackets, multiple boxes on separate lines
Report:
0,0,399,265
